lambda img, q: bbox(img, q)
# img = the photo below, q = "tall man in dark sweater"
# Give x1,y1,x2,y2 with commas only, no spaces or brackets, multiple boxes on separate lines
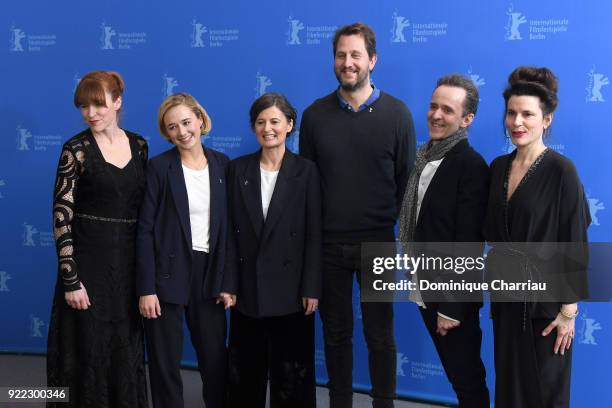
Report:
299,22,415,408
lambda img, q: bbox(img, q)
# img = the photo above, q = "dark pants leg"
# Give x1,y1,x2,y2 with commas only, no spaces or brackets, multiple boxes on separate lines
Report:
145,251,227,408
320,243,396,408
268,313,316,408
228,310,316,408
360,301,396,408
227,310,269,408
144,302,185,408
419,306,489,408
320,244,356,408
187,252,228,408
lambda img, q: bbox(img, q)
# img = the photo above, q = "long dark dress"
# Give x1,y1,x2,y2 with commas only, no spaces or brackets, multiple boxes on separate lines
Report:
47,129,148,408
484,148,591,408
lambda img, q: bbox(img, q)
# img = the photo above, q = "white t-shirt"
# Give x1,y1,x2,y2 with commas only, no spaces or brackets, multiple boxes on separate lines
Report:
182,164,210,252
260,167,279,220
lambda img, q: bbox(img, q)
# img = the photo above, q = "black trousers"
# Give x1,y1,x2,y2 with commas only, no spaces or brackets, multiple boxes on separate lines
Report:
320,243,396,408
143,251,227,408
419,305,489,408
227,309,316,408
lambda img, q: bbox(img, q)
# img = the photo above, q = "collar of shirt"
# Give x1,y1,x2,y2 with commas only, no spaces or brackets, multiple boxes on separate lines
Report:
336,85,380,112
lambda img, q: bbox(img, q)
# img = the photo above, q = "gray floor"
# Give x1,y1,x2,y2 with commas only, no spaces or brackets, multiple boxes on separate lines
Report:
0,354,446,407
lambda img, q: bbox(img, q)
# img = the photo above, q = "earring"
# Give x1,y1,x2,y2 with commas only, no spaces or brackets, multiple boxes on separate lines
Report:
503,132,513,154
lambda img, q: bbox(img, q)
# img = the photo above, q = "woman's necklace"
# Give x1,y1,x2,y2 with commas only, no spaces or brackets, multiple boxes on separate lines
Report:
182,153,206,170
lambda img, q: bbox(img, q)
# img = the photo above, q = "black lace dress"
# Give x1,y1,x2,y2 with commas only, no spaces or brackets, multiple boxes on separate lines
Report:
47,129,148,408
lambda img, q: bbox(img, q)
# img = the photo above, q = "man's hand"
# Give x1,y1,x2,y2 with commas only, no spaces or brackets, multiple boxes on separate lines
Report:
436,315,460,336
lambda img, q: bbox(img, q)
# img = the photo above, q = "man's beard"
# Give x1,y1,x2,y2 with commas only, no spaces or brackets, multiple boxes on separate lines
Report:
335,68,370,92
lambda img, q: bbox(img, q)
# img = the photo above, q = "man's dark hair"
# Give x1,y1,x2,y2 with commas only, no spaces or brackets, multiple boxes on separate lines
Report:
333,22,376,58
436,74,479,116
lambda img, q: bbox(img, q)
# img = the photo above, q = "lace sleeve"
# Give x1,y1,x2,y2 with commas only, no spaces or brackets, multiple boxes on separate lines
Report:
53,144,82,292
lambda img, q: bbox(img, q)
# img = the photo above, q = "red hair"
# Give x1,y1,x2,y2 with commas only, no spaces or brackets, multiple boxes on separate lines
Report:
74,71,124,108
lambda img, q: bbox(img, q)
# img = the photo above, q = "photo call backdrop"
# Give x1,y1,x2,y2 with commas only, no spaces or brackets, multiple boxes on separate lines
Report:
2,0,611,405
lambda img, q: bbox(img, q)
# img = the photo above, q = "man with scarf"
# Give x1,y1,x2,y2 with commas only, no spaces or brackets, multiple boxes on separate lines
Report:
398,74,490,407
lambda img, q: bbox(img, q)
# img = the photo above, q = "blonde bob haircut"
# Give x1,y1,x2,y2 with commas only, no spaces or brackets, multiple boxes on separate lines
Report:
157,92,212,141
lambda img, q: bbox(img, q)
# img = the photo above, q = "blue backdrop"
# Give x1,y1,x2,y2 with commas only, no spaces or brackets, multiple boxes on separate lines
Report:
1,0,610,405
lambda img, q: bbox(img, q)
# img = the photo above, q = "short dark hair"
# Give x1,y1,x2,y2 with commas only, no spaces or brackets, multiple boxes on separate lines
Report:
503,66,559,116
435,74,479,116
333,22,376,59
249,93,297,135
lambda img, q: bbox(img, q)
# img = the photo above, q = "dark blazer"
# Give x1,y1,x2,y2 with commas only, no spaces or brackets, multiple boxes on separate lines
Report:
414,138,490,321
223,149,322,318
136,145,229,305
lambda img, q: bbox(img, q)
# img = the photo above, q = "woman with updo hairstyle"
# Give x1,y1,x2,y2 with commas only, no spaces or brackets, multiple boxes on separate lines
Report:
484,67,591,407
136,93,230,408
47,70,148,407
222,92,321,408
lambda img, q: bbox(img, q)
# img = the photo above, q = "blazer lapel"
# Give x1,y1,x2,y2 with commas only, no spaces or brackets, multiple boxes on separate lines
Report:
261,150,296,243
167,148,193,249
416,140,467,227
206,146,224,255
240,153,264,240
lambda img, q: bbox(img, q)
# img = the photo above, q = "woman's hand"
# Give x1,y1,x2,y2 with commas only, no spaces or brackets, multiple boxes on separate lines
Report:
65,283,91,310
139,294,161,319
542,304,577,355
303,297,318,315
217,292,236,309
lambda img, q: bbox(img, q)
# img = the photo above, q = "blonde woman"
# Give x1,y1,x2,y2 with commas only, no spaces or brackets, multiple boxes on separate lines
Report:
136,93,231,408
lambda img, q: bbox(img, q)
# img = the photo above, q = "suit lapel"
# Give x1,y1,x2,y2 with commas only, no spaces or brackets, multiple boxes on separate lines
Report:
240,152,264,240
167,148,192,248
206,146,224,255
416,140,467,227
261,150,296,243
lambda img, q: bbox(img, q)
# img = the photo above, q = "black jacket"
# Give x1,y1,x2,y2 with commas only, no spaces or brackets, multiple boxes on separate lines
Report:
414,139,490,321
223,149,322,318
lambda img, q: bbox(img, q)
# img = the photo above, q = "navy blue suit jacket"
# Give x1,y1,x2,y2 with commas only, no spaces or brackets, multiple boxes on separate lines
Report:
136,145,229,305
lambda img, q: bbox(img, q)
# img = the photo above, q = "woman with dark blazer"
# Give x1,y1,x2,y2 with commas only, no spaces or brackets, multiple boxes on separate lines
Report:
135,93,230,408
223,93,322,408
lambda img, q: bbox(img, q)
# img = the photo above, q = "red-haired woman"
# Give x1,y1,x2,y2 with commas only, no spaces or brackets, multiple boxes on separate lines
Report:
47,71,148,407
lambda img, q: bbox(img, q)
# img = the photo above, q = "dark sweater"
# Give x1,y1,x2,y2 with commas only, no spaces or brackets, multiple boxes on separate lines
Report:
299,90,416,243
